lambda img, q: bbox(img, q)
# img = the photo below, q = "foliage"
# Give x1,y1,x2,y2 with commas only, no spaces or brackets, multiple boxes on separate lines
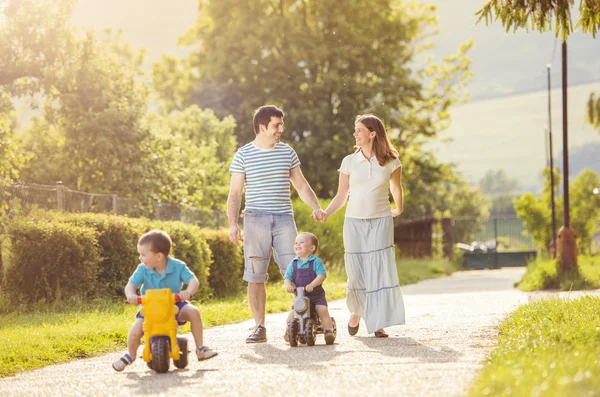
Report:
475,0,600,41
156,0,473,206
147,106,237,210
2,219,101,303
26,211,144,297
569,169,600,254
517,255,600,291
200,229,244,298
515,167,563,252
468,295,600,397
18,31,154,200
587,91,600,132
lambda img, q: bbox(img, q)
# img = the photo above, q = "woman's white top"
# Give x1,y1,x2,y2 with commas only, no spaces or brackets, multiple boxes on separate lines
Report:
339,150,401,219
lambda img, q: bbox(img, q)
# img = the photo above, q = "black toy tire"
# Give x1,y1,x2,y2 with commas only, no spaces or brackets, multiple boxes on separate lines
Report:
173,337,189,369
151,338,170,373
289,319,299,347
305,319,316,346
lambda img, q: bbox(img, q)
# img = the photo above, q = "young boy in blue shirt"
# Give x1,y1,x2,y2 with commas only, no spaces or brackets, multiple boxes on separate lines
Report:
283,232,335,344
112,229,217,372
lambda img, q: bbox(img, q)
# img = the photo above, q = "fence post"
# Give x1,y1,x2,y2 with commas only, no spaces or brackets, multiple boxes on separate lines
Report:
112,192,118,215
441,217,454,258
494,218,499,268
56,181,65,211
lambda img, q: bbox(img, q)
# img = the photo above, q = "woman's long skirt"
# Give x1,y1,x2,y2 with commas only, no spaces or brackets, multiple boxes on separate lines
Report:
344,216,405,333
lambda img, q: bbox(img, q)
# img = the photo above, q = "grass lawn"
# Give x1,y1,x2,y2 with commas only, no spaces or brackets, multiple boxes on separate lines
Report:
468,296,600,397
0,257,457,378
517,255,600,291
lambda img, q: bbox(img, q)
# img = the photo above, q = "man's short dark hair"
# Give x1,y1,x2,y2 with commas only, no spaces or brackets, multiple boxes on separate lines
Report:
138,229,172,256
253,105,284,134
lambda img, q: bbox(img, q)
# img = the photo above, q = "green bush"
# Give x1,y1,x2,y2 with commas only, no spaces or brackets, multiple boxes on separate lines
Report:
28,212,143,297
200,229,244,298
2,220,101,303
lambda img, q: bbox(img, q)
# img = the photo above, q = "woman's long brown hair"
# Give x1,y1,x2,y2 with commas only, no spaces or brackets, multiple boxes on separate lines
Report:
354,114,399,166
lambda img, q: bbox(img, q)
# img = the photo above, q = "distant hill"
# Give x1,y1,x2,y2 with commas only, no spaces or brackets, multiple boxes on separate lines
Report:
429,82,600,192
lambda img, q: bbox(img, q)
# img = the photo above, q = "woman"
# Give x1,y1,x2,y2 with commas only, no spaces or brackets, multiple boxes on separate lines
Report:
323,114,405,337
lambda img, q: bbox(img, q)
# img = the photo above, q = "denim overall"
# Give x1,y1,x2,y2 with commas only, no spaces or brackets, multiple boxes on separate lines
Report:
292,259,327,307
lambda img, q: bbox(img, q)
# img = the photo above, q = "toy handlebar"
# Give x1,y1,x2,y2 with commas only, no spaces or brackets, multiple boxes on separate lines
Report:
129,293,182,305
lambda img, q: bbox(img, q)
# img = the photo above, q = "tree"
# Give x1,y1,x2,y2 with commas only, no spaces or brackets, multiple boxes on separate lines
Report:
156,0,473,202
18,32,154,199
148,106,237,211
478,169,521,216
570,169,600,254
0,0,77,94
514,167,563,253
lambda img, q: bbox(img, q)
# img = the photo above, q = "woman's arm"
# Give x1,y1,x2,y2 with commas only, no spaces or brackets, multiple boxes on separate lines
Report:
324,172,350,219
390,166,403,217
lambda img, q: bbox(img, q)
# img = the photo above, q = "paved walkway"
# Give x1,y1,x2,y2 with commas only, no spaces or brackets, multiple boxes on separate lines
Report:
1,268,531,397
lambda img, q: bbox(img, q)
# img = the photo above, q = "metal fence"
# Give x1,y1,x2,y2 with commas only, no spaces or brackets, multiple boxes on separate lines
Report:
452,216,536,252
0,182,223,229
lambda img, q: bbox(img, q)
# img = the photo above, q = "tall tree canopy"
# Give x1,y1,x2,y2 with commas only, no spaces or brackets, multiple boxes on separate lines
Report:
155,0,473,201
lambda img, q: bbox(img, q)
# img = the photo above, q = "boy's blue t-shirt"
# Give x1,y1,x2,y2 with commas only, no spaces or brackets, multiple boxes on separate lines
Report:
284,255,327,281
129,257,194,295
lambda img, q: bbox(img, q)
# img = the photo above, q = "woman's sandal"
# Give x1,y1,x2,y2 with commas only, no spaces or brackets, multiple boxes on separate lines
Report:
347,321,359,336
374,329,389,338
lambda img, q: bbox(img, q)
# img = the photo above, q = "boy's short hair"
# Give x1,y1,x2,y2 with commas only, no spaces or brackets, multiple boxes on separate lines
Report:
253,105,284,134
138,230,172,256
300,232,319,254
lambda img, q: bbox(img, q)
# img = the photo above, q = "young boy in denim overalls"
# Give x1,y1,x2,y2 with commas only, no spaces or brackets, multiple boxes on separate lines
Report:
283,232,335,344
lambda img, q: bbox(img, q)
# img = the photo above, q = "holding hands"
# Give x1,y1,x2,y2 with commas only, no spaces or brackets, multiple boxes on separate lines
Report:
311,208,328,223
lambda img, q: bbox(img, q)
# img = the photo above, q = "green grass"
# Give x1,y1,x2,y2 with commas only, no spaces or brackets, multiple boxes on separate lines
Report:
468,296,600,397
396,257,459,285
0,257,456,378
517,255,600,291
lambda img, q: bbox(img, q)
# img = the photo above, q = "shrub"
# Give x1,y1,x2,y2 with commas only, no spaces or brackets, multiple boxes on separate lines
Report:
200,229,244,298
28,212,144,297
2,220,101,303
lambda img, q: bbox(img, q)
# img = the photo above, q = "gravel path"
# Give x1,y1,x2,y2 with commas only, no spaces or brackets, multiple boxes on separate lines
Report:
0,268,530,397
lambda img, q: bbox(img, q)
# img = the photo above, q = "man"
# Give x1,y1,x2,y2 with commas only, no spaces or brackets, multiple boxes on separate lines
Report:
227,105,325,343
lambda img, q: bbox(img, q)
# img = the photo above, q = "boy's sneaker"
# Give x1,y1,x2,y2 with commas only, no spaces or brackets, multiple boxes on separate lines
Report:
246,325,267,343
196,346,218,361
112,353,133,372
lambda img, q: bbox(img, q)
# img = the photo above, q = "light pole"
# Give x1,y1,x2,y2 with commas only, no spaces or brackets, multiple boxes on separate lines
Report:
546,64,557,258
557,40,577,271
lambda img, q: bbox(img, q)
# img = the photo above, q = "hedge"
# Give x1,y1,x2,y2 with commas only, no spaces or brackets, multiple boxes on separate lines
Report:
200,229,244,298
2,219,101,303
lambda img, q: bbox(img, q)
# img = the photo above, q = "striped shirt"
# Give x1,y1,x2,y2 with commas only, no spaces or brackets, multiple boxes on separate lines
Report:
229,142,300,214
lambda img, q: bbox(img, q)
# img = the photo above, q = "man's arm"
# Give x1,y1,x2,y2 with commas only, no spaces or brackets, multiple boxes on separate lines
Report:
290,166,323,217
227,172,245,245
